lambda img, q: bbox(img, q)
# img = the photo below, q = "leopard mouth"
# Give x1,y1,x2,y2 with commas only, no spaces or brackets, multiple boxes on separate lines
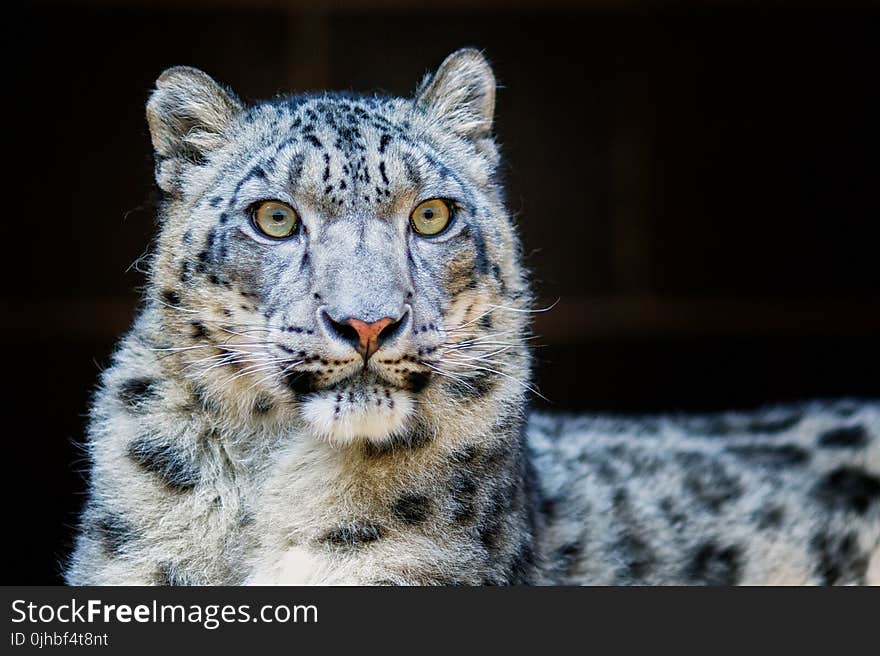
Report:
284,362,432,395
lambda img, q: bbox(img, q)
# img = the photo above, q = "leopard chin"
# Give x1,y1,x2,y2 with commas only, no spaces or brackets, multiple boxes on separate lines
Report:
299,380,416,447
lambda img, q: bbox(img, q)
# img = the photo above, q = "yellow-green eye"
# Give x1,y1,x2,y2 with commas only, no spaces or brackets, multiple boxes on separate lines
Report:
410,198,452,236
253,200,299,239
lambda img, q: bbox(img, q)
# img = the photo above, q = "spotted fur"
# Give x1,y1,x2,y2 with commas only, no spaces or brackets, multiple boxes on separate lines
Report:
530,402,880,585
66,49,880,586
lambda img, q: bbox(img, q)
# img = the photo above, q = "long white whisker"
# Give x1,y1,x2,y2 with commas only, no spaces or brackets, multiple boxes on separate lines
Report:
150,342,271,353
487,299,560,314
444,306,498,332
444,340,519,350
450,330,516,342
421,362,478,393
222,354,291,378
221,362,286,385
183,352,253,372
202,355,266,373
248,360,306,391
149,295,199,314
438,359,548,401
443,346,514,362
443,299,558,335
217,326,274,339
444,357,514,371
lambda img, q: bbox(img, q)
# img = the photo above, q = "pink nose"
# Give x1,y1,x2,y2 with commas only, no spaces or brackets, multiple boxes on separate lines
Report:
346,317,396,360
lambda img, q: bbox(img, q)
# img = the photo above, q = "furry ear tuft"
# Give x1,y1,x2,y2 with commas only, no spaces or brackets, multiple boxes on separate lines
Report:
415,48,496,140
146,67,242,191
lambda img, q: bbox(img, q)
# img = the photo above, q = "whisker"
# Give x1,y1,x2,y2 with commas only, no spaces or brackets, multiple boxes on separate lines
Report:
488,299,559,314
149,342,271,353
222,365,279,385
438,359,548,401
444,306,498,332
441,342,522,351
421,362,478,394
443,299,559,334
201,355,265,373
450,329,516,341
248,359,305,390
182,352,254,372
149,295,199,314
443,356,514,372
217,326,274,339
442,346,514,362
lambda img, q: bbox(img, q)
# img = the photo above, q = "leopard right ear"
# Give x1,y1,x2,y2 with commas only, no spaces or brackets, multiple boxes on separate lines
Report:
414,48,496,140
146,67,242,192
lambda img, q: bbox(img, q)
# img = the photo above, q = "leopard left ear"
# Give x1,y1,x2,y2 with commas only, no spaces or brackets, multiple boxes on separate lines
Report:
146,66,242,192
414,48,496,140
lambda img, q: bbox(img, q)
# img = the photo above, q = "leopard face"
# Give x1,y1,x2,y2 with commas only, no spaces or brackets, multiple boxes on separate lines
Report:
146,50,530,446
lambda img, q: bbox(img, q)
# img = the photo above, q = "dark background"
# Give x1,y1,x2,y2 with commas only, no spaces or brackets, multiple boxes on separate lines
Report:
2,0,879,583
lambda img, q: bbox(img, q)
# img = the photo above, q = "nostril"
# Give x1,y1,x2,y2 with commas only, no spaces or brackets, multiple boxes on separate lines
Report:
376,316,403,347
322,311,361,348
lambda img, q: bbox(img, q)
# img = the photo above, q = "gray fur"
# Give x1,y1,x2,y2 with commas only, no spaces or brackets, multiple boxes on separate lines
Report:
529,402,880,585
66,50,880,585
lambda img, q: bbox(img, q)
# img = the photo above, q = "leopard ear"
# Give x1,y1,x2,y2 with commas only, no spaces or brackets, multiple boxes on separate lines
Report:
414,48,496,140
146,66,242,191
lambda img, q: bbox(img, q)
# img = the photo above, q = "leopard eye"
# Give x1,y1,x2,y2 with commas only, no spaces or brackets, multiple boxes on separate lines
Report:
410,198,452,236
253,201,299,239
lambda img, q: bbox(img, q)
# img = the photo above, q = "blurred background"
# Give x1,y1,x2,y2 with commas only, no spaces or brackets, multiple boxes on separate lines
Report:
3,0,879,583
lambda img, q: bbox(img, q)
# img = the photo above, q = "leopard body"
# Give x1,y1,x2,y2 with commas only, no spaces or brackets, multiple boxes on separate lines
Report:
66,50,880,585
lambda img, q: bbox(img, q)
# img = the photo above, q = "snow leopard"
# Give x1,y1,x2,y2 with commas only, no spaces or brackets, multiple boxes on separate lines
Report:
66,49,880,585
